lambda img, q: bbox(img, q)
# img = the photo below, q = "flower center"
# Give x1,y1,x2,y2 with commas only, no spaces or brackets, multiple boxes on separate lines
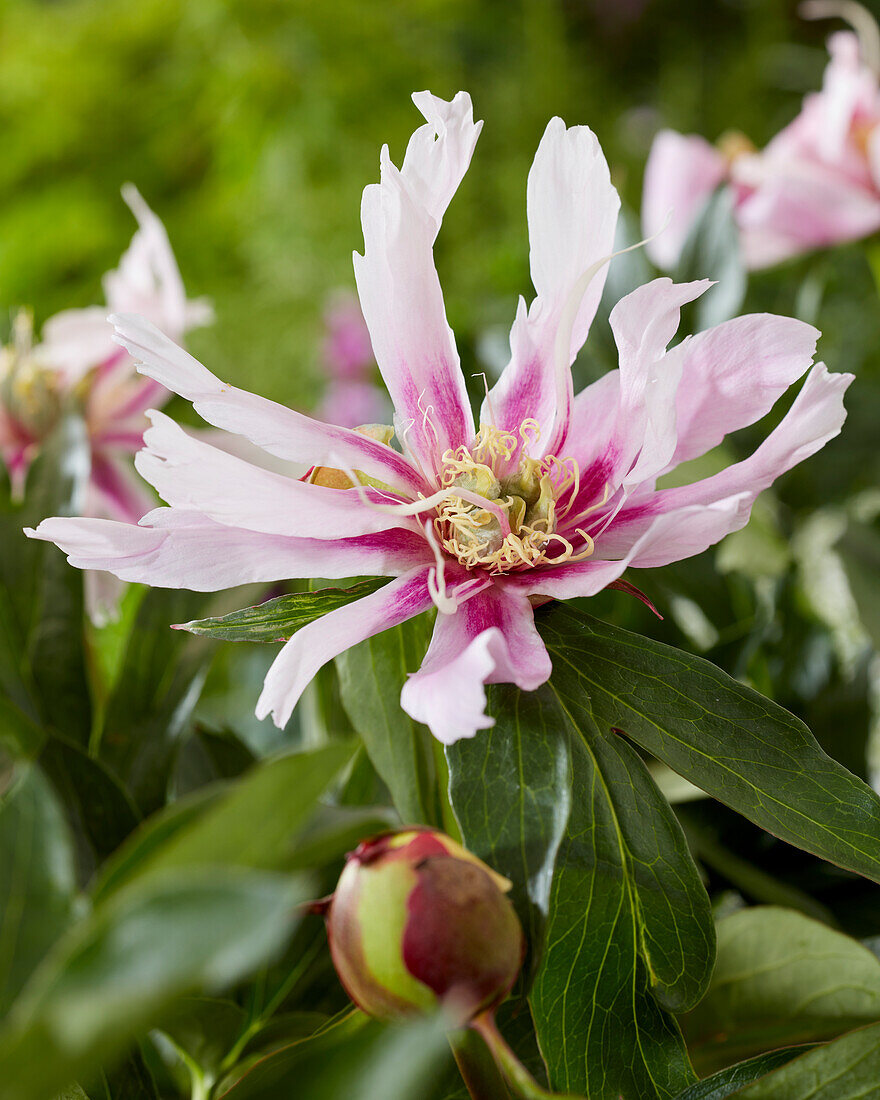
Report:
0,312,63,440
434,421,593,574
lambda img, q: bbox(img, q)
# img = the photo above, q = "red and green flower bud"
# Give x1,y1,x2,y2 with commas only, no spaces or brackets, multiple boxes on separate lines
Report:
323,828,524,1026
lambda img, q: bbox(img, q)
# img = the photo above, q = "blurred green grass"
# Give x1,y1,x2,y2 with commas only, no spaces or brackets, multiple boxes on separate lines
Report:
0,0,838,407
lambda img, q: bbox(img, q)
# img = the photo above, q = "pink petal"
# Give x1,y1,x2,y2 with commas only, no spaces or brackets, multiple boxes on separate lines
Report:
105,184,203,341
25,512,429,589
483,119,620,454
400,583,552,744
666,313,819,467
111,313,426,496
353,92,479,477
601,278,711,489
735,163,880,268
599,363,853,566
85,568,127,628
37,307,117,384
134,411,417,540
642,131,727,270
256,567,434,728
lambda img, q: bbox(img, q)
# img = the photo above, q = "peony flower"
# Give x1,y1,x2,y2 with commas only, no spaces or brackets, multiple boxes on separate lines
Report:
27,92,852,743
318,291,389,428
3,186,210,620
643,29,880,269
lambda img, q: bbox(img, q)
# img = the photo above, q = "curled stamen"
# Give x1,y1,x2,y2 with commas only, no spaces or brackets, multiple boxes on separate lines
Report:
518,418,541,453
417,389,440,450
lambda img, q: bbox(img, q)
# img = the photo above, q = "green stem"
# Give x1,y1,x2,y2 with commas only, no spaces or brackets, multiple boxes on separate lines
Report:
435,740,462,839
472,1012,583,1100
449,1027,512,1100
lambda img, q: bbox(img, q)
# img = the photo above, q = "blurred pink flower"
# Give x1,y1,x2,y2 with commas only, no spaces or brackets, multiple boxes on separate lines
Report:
643,30,880,269
322,292,374,380
318,291,388,427
2,186,209,620
29,92,851,742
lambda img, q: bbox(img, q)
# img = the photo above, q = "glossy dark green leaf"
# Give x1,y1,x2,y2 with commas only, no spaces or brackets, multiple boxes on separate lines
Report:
672,1048,815,1100
540,605,880,885
681,907,880,1074
725,1021,880,1099
446,686,571,982
179,580,388,642
336,614,439,826
0,765,77,1014
673,184,746,329
529,700,704,1099
0,869,307,1100
93,742,353,899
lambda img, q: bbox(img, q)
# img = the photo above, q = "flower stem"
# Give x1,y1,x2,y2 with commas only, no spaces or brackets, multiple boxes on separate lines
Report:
449,1027,512,1100
471,1012,584,1100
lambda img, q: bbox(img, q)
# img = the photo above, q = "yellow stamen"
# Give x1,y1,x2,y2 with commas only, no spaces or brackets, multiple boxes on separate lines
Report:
433,421,604,575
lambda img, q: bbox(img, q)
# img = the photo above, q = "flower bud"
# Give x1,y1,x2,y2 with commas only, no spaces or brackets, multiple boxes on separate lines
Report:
323,828,524,1025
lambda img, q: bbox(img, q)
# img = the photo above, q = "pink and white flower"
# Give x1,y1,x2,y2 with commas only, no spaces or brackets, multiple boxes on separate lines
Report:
643,30,880,269
27,92,852,743
2,186,210,510
3,186,210,620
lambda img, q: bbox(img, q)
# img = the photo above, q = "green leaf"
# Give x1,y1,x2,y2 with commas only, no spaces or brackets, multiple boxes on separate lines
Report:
540,605,880,885
446,686,571,982
85,1050,160,1100
0,869,307,1100
91,788,221,904
220,1010,452,1100
0,765,77,1014
451,664,711,1097
673,184,746,329
178,580,388,642
54,1087,91,1100
724,1021,880,1099
336,615,439,826
98,589,223,815
681,907,880,1074
23,416,93,745
93,742,353,900
0,416,92,743
529,701,706,1099
159,996,248,1082
837,517,880,650
672,1048,815,1100
37,735,140,866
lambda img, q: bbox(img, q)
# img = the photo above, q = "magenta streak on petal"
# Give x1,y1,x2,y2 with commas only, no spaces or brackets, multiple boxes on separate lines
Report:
105,377,168,422
90,454,152,524
92,429,150,452
95,345,128,378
